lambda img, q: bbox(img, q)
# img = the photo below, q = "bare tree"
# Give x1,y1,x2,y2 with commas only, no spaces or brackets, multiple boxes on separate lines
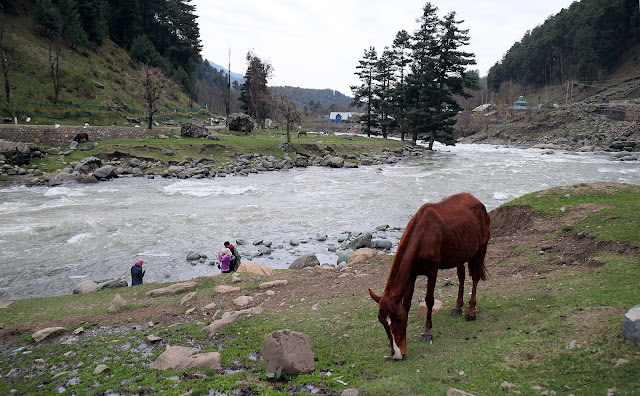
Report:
275,94,301,143
48,37,62,104
135,64,171,129
0,11,17,103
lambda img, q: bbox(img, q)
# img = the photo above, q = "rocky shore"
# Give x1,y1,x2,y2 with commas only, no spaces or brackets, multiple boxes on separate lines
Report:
0,139,428,186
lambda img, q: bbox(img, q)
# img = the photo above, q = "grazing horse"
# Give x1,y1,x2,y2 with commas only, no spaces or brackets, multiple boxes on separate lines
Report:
297,130,307,138
73,132,89,143
368,193,490,360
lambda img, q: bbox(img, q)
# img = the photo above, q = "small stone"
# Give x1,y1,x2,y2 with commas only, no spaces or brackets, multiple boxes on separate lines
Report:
341,389,360,396
265,290,276,296
147,335,162,343
185,308,196,315
93,364,109,374
568,340,576,349
73,327,85,335
63,351,74,357
614,358,628,367
203,302,217,310
148,321,154,328
180,292,197,305
500,381,516,389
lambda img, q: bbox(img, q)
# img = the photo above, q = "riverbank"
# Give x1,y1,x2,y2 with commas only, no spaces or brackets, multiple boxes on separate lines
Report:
0,128,420,186
1,183,638,395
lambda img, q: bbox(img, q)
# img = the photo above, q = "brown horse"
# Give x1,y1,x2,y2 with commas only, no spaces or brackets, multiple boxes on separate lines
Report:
297,130,307,138
368,192,490,360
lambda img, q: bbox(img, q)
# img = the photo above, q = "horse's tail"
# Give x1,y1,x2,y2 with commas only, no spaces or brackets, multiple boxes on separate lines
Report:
475,259,488,281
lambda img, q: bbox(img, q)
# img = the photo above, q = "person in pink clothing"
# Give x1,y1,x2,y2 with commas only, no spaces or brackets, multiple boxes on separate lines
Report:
218,248,232,273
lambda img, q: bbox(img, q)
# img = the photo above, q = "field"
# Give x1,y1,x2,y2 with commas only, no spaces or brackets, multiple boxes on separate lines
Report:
0,183,638,395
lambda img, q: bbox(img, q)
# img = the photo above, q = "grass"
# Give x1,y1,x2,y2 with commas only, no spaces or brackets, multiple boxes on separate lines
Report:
1,185,639,395
25,128,408,174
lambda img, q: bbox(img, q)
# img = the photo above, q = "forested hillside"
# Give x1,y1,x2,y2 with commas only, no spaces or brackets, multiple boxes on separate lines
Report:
270,86,354,117
487,0,640,92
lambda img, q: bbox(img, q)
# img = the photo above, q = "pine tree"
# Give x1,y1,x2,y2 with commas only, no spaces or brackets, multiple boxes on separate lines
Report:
392,29,411,141
373,47,396,139
350,46,377,137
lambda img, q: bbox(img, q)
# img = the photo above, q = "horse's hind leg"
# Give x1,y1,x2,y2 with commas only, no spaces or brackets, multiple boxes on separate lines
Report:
465,246,487,321
451,265,465,317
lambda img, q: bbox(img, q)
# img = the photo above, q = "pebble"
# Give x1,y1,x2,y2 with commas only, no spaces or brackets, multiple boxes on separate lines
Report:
93,364,109,374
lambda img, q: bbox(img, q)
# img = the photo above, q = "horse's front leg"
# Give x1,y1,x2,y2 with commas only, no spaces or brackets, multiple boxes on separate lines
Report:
421,273,437,343
451,265,465,317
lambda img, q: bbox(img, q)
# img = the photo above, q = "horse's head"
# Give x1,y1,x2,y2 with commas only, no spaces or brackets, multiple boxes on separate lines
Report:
368,288,408,360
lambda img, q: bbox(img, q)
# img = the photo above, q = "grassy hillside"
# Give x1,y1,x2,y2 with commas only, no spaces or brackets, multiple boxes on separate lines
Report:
0,183,638,395
1,12,195,125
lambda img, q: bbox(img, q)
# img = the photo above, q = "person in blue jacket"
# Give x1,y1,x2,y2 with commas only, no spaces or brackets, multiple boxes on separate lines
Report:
131,258,146,286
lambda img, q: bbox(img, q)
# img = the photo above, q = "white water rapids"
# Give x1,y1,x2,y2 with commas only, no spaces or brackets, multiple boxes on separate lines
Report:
1,143,638,300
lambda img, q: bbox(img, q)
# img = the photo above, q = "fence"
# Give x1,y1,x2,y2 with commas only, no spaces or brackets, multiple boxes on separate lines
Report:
2,100,208,121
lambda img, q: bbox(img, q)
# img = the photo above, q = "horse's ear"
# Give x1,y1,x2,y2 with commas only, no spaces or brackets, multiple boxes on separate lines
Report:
368,288,381,304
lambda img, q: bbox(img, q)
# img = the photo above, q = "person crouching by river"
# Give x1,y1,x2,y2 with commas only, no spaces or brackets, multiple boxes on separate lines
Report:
218,248,232,273
131,258,146,286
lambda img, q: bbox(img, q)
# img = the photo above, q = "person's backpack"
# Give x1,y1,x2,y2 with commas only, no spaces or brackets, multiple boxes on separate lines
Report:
230,246,240,270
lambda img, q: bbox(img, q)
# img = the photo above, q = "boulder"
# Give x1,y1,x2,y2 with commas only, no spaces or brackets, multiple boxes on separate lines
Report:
337,252,351,265
32,327,66,342
72,280,98,294
417,300,443,317
347,232,372,250
623,304,640,346
180,292,197,305
181,123,210,138
47,172,79,187
93,165,116,179
262,329,315,375
176,351,222,371
76,156,102,174
289,254,320,269
145,280,199,297
96,279,128,290
202,306,264,337
372,239,393,250
228,113,255,132
108,293,126,313
329,157,344,168
237,261,274,276
0,140,31,165
347,248,378,265
233,295,254,307
150,345,200,370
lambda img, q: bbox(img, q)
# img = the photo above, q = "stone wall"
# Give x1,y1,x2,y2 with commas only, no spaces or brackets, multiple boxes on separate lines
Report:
595,103,640,122
0,126,148,145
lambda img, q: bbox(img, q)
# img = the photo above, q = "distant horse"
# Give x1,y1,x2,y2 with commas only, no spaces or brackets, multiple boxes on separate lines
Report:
368,193,490,360
73,132,89,143
297,130,307,138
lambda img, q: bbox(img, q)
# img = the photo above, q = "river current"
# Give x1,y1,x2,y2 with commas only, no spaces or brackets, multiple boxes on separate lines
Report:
1,143,638,300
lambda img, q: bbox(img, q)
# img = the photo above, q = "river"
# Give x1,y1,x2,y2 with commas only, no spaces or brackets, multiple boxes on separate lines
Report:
0,143,638,300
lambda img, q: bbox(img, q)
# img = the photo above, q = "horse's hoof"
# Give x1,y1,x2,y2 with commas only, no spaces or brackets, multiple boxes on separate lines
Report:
451,307,463,317
421,331,433,343
464,312,476,321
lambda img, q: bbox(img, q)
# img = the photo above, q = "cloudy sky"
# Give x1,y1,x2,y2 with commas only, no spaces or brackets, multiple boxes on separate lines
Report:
193,0,576,95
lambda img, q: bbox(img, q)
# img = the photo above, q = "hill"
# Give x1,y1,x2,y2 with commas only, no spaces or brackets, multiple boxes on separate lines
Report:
206,60,245,86
0,183,638,394
270,85,354,113
0,10,196,125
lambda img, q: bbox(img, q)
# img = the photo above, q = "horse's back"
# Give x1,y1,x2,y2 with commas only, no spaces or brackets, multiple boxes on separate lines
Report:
411,193,489,268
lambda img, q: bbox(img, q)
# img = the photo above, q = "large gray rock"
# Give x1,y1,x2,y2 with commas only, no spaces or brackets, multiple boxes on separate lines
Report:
0,140,31,165
73,280,98,294
93,165,116,179
228,113,254,132
150,345,222,371
347,232,372,250
145,280,199,297
181,123,209,138
329,157,344,168
262,329,315,375
623,304,640,346
202,306,263,337
76,156,102,174
289,254,320,269
32,327,65,342
48,172,80,187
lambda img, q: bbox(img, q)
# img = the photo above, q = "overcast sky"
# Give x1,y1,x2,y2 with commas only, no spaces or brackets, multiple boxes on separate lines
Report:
193,0,577,95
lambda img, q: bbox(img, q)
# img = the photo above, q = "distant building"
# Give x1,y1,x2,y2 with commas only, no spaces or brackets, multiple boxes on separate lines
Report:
507,96,537,114
329,112,359,123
